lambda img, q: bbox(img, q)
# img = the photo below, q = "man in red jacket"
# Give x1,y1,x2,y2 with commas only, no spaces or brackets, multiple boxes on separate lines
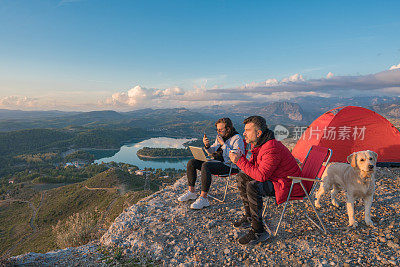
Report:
229,116,301,245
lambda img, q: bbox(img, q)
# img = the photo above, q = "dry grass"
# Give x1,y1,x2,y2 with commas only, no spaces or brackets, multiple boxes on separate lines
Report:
52,211,102,248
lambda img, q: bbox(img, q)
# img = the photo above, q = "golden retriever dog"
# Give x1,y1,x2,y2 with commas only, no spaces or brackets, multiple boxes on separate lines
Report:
314,150,378,227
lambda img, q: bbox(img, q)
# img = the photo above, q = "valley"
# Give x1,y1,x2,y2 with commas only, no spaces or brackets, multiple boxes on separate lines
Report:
0,97,399,257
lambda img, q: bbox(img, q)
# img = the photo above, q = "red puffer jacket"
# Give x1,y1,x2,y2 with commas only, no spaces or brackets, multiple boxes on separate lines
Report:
237,138,307,205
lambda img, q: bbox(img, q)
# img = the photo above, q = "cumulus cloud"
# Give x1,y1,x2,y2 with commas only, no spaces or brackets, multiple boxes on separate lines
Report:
104,85,181,107
281,73,304,83
154,87,184,97
245,78,278,88
389,63,400,70
249,91,331,102
103,85,196,109
101,85,251,110
108,85,150,106
0,96,39,108
99,67,400,110
211,68,400,98
244,74,304,89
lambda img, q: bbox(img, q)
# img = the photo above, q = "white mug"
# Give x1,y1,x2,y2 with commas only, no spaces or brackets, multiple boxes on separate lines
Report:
230,149,242,157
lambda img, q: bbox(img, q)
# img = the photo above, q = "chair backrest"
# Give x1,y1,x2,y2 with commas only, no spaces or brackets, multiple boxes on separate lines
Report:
301,145,331,179
300,146,332,196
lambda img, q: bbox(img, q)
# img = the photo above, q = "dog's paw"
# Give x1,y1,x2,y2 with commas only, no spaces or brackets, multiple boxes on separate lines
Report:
349,220,358,228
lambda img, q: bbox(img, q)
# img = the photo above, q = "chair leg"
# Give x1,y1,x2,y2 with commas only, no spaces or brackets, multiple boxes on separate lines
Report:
274,182,295,236
208,164,234,203
262,196,271,217
262,197,273,234
302,201,324,232
208,176,230,203
299,181,327,234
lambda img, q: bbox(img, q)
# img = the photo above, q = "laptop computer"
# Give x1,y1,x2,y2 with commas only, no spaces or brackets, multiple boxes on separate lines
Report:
189,146,220,162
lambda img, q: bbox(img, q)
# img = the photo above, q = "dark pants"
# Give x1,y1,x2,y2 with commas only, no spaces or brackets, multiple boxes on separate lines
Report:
186,159,236,192
237,172,275,232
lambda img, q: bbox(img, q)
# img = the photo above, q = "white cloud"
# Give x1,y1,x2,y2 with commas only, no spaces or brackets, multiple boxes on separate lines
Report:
99,68,400,111
255,91,331,101
281,73,304,83
326,72,334,79
154,87,184,97
244,74,304,89
0,96,39,108
103,85,189,109
0,93,114,111
389,63,400,70
212,68,400,97
245,78,278,88
100,84,253,111
5,67,399,111
105,86,154,107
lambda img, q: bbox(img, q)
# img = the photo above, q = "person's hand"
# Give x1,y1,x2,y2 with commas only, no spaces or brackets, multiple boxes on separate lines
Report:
229,150,242,164
203,135,210,147
216,135,224,146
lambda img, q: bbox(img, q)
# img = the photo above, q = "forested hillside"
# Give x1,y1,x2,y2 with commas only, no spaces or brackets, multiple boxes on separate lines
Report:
1,166,184,257
0,127,147,157
137,147,192,158
0,129,74,156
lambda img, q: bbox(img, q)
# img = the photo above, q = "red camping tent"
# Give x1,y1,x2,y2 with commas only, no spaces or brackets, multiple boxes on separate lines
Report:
292,106,400,165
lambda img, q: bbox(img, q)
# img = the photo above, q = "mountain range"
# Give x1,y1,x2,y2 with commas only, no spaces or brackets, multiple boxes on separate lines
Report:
0,96,399,132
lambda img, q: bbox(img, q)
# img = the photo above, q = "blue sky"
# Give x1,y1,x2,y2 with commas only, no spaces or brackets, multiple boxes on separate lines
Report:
0,0,399,111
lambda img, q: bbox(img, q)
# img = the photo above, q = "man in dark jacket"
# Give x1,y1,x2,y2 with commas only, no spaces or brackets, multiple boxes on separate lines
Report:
229,116,301,245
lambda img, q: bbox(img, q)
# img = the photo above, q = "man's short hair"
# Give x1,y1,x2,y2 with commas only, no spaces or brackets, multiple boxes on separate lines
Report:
243,116,268,132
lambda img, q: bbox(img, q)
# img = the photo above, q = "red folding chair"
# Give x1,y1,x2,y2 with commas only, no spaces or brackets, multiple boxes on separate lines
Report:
208,140,248,203
263,145,332,235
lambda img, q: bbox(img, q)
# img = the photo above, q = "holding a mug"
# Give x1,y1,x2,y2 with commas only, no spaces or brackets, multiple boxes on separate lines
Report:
229,148,242,163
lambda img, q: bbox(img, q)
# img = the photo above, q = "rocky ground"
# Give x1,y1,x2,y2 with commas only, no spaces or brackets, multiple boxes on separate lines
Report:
5,167,400,266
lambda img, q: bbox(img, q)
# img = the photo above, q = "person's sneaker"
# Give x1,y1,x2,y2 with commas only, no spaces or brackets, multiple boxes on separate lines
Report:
190,196,210,209
177,191,197,202
233,216,251,229
238,229,270,245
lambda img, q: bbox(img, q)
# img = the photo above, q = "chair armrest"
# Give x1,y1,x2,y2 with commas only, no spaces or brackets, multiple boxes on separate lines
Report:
218,171,239,178
287,176,321,182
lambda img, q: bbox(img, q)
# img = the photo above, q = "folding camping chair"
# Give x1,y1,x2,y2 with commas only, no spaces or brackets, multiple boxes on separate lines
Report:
208,140,248,203
262,145,332,236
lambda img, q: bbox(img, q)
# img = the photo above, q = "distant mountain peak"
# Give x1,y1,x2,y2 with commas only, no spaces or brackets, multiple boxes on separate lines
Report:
260,102,304,122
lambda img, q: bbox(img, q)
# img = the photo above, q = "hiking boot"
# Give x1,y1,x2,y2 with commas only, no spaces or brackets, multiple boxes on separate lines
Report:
238,229,270,245
178,191,197,202
190,196,210,209
233,216,251,229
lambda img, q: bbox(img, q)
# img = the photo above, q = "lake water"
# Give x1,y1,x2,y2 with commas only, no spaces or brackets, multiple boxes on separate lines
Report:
94,137,196,170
